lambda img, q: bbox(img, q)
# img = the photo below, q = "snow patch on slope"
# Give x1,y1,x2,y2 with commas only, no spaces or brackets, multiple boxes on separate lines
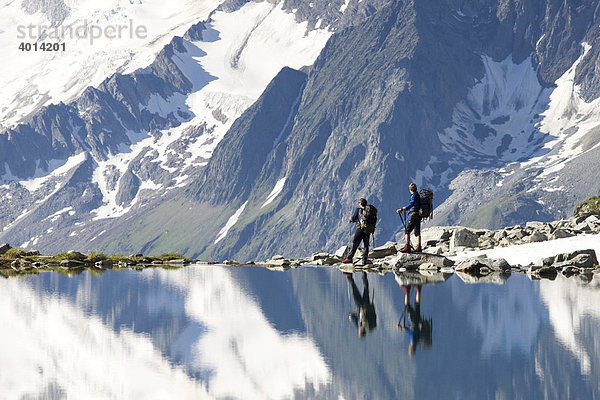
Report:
166,1,332,170
0,153,86,191
215,201,248,244
261,177,286,208
524,43,600,183
439,56,551,163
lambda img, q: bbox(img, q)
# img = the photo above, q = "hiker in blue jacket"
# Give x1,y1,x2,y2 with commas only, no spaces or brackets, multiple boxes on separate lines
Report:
397,183,422,253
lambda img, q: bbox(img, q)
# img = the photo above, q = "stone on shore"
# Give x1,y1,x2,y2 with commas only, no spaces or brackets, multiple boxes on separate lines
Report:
538,249,598,268
369,242,397,258
0,243,11,255
421,226,453,246
526,231,548,243
450,228,479,251
454,255,511,274
383,252,454,270
335,246,349,258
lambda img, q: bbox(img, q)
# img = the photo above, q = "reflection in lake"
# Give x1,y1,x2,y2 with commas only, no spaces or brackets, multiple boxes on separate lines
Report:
0,266,599,399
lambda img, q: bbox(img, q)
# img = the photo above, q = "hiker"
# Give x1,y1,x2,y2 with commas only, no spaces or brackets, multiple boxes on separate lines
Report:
345,271,377,337
397,285,432,355
397,183,422,253
343,198,371,265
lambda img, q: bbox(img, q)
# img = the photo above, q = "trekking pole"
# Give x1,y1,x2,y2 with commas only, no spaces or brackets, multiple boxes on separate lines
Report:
398,210,407,230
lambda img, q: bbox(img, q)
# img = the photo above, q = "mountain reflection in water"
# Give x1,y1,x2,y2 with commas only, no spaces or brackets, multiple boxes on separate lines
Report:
0,265,599,399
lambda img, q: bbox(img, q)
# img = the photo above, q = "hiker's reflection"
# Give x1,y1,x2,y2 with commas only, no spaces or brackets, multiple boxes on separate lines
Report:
344,271,377,337
397,285,432,355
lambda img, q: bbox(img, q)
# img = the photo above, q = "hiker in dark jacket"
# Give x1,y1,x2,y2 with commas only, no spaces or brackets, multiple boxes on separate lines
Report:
397,183,422,253
343,198,370,265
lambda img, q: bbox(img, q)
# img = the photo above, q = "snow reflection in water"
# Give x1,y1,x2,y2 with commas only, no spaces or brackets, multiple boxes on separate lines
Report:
0,265,599,399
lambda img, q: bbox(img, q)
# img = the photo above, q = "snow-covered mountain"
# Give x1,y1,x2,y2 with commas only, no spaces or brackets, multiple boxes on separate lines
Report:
0,0,599,260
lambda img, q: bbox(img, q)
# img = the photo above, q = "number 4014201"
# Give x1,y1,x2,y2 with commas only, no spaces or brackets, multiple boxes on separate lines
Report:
19,42,66,51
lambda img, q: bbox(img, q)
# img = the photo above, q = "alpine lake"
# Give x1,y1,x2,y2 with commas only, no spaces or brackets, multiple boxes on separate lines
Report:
1,263,599,399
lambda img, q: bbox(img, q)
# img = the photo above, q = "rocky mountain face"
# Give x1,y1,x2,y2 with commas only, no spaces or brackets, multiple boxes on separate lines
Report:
173,0,600,260
1,0,599,261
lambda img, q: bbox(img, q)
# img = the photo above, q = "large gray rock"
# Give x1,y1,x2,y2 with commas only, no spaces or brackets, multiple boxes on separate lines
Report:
385,252,454,270
421,226,453,246
369,241,397,258
551,229,575,239
538,249,598,268
450,228,479,251
526,231,548,243
454,255,511,273
335,245,349,258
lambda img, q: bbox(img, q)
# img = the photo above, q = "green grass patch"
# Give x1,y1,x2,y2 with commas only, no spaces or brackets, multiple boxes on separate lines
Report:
574,196,600,217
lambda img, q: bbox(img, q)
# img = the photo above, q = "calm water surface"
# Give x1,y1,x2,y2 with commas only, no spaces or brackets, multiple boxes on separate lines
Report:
1,265,599,399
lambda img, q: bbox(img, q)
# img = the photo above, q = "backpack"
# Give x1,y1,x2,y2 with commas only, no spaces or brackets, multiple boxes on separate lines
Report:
419,189,434,219
360,204,378,234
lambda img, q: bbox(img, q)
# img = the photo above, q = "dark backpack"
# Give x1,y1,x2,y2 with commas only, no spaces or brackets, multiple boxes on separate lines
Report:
360,204,378,234
419,189,434,219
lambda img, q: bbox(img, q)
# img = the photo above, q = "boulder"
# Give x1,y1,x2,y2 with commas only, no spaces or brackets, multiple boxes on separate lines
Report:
538,249,598,268
266,258,290,267
526,221,547,229
369,242,397,258
508,228,526,240
421,226,452,246
454,255,511,273
427,246,445,255
450,228,479,251
526,231,548,243
0,243,11,255
385,252,454,270
551,229,575,239
66,251,87,260
574,222,591,232
311,252,334,262
335,246,349,258
493,230,507,241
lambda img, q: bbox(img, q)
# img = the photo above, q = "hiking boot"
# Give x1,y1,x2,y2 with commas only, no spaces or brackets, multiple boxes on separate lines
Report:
399,244,412,253
413,244,422,252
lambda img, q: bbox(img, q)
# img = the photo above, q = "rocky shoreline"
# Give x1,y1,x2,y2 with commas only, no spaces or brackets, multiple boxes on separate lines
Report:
2,214,599,282
0,247,194,278
238,213,600,282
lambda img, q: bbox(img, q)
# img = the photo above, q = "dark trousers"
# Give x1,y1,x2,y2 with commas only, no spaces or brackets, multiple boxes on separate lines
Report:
348,228,370,263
